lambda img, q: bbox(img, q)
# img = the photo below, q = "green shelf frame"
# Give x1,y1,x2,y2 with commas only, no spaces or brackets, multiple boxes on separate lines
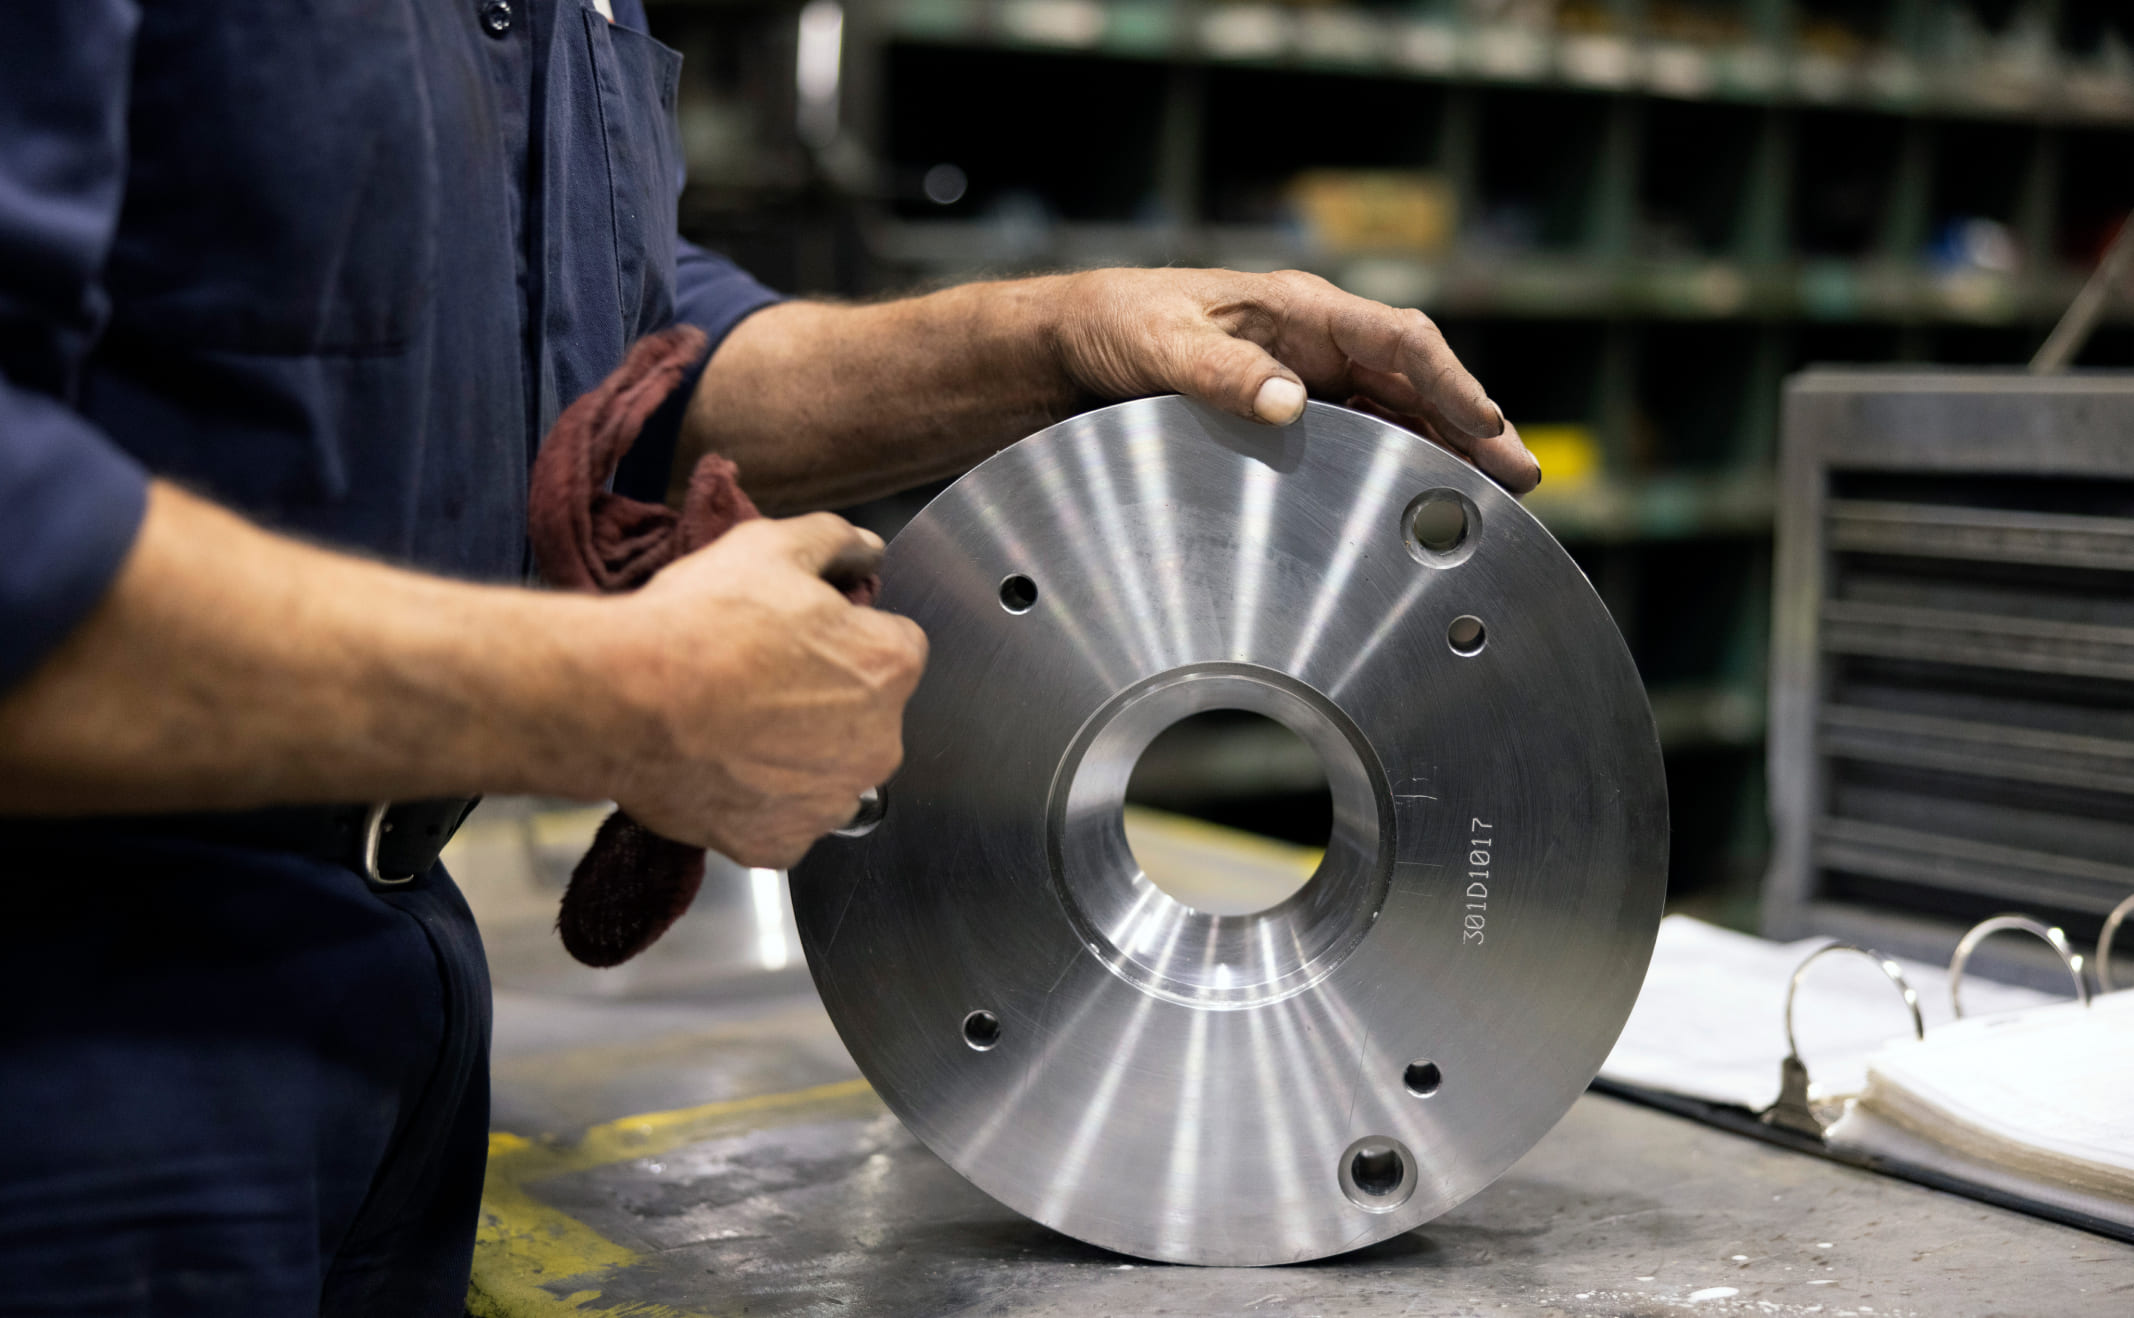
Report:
876,0,2134,127
864,220,2109,326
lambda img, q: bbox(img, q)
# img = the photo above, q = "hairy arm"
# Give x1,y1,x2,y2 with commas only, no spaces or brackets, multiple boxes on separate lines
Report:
683,268,1538,513
0,483,616,812
681,278,1080,513
0,483,922,866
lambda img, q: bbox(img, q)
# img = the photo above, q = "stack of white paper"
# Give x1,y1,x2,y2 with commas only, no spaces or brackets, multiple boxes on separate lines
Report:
1825,991,2134,1228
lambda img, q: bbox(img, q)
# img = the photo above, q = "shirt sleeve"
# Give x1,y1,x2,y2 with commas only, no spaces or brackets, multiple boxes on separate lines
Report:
0,1,151,689
613,240,787,501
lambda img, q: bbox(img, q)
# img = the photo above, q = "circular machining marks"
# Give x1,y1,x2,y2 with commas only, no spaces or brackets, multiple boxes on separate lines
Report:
793,396,1668,1266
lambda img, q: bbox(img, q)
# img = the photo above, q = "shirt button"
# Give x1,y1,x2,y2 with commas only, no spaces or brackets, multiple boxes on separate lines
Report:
479,0,514,37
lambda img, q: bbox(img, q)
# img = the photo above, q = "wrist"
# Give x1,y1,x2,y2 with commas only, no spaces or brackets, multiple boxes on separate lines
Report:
1033,271,1097,404
460,591,652,804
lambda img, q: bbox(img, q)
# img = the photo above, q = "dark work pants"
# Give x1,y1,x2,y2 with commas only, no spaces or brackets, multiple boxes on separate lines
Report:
0,834,491,1317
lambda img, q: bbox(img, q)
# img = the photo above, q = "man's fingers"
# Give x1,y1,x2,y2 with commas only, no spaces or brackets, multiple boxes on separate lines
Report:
1177,329,1307,425
1344,392,1541,495
1468,416,1539,493
1345,362,1540,492
1316,294,1500,441
848,607,930,693
762,511,885,582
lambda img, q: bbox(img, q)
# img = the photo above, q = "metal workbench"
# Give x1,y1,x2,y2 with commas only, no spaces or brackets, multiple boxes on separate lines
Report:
453,809,2132,1318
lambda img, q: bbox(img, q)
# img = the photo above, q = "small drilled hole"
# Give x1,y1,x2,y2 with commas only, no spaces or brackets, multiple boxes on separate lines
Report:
1404,1060,1442,1097
999,574,1038,614
1412,498,1468,553
962,1009,1001,1051
1350,1145,1404,1197
1447,615,1486,655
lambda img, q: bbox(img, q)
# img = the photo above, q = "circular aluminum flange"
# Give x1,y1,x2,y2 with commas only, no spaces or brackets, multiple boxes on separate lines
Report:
792,396,1668,1265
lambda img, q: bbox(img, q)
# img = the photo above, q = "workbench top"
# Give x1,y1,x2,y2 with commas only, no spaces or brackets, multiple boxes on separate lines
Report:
440,804,2129,1316
473,976,2130,1318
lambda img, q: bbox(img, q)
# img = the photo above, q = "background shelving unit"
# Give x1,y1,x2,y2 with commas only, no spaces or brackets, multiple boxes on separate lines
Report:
647,0,2134,921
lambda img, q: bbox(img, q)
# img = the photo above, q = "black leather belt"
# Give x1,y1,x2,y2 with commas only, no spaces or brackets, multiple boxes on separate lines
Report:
6,797,481,890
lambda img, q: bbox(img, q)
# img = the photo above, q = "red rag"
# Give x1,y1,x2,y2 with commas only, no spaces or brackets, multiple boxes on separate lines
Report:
527,324,879,968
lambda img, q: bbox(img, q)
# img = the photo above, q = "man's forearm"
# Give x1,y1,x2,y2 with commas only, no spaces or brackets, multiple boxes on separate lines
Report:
0,482,622,813
681,277,1082,513
680,266,1540,509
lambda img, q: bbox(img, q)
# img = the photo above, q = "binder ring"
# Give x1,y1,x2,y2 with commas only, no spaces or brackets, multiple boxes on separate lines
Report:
2098,893,2134,994
1783,942,1924,1061
1765,942,1923,1139
1948,915,2089,1019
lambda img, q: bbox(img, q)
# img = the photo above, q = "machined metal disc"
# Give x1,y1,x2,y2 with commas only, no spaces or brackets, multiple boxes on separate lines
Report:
793,396,1668,1265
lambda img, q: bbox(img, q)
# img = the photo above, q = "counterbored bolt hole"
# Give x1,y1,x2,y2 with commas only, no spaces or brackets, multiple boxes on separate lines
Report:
1338,1134,1417,1211
1350,1145,1404,1197
999,574,1038,614
833,785,886,838
962,1009,1002,1051
1412,498,1468,553
1403,490,1479,567
1447,615,1486,656
1404,1060,1442,1097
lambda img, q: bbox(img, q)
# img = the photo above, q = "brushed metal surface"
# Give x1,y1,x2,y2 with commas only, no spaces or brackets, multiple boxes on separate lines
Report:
792,396,1668,1265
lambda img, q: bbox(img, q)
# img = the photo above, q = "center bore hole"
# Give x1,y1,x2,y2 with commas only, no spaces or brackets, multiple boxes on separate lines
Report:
1349,1144,1405,1198
1122,710,1333,916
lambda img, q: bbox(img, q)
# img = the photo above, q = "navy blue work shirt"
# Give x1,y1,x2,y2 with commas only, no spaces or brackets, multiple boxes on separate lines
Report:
0,0,782,688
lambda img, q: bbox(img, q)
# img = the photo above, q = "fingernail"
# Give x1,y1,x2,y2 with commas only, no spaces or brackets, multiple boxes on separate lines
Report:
1484,398,1507,437
1254,377,1307,424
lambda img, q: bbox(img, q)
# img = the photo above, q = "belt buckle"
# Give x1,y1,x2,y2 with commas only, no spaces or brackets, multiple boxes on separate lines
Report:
360,801,417,887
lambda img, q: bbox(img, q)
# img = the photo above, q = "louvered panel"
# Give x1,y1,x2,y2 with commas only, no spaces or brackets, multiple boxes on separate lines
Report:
1770,372,2134,986
1818,704,2134,798
1820,600,2134,683
1813,816,2134,917
1826,499,2134,572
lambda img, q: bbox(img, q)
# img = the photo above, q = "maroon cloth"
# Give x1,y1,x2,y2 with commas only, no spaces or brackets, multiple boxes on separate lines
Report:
528,325,878,967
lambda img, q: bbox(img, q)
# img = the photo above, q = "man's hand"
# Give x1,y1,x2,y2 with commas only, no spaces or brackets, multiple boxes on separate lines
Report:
688,265,1537,511
0,486,925,871
1053,268,1539,493
600,514,927,866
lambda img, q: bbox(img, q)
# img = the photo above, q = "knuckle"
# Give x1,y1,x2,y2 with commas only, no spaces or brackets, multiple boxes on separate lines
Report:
1398,306,1442,340
891,635,927,681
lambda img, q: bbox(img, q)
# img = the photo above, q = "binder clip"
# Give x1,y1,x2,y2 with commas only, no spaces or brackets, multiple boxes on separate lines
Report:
1763,942,1922,1139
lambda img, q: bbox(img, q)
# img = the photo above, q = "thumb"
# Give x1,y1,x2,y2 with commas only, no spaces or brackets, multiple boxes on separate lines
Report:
765,512,885,583
1173,329,1308,426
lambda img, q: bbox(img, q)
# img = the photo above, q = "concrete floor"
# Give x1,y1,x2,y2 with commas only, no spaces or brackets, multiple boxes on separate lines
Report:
451,803,2134,1318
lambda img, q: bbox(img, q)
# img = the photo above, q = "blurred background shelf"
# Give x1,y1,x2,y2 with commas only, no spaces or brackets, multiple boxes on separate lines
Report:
858,0,2134,126
870,223,2110,323
647,0,2134,921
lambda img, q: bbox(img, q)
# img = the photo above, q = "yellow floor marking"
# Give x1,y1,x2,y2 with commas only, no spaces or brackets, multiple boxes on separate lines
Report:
561,1076,877,1173
1122,805,1324,873
470,1078,880,1316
